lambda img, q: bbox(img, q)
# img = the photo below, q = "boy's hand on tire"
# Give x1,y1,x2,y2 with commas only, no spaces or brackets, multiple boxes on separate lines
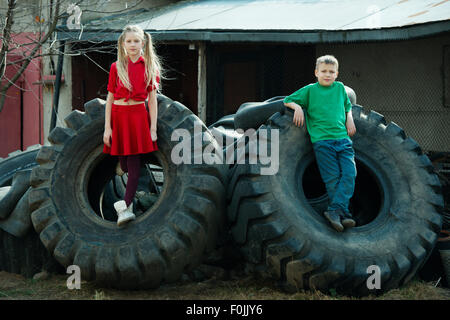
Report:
293,105,305,127
346,118,356,137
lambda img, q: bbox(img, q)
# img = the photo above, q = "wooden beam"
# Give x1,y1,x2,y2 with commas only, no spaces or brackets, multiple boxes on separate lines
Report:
197,42,207,123
444,45,450,108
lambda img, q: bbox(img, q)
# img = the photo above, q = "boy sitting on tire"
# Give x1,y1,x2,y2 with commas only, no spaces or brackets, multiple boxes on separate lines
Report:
284,55,357,232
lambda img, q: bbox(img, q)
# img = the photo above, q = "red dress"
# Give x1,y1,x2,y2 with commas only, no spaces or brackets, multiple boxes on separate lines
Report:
103,56,160,156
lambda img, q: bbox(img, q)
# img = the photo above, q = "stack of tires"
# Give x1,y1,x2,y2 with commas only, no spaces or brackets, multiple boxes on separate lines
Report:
26,95,227,289
0,145,62,277
1,91,445,295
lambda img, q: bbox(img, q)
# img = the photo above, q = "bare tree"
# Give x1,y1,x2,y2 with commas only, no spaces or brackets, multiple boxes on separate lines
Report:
0,0,149,113
0,0,63,112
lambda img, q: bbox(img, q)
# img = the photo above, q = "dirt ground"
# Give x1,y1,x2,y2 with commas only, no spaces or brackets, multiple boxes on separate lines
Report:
0,270,449,301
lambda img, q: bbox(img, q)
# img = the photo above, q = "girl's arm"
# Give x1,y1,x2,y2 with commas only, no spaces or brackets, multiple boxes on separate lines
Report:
103,92,114,147
148,89,158,141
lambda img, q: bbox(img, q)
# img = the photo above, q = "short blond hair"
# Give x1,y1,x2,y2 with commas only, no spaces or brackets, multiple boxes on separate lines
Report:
316,55,339,70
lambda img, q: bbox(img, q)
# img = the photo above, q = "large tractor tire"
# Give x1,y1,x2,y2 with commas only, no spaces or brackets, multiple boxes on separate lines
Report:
234,99,285,131
209,114,235,130
29,95,227,289
0,146,40,237
227,106,443,296
0,227,64,278
0,146,62,277
0,170,32,236
0,145,40,186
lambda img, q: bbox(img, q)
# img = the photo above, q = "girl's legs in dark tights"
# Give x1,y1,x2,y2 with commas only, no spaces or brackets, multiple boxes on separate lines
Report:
119,156,128,173
118,154,141,207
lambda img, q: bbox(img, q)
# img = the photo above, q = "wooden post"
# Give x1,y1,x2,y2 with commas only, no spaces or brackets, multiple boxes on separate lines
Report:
197,42,207,123
445,45,450,108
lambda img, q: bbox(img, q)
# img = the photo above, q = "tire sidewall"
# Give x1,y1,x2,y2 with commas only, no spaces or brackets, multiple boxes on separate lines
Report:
49,115,186,244
30,95,227,288
0,148,39,186
264,109,437,260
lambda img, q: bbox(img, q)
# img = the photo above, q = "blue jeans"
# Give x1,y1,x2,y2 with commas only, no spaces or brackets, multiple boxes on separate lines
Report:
312,138,356,213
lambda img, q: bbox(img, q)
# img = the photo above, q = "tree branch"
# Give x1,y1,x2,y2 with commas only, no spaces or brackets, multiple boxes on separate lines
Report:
0,0,60,112
0,0,16,81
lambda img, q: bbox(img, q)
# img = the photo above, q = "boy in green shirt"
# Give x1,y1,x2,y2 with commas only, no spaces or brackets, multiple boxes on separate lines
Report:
284,55,357,232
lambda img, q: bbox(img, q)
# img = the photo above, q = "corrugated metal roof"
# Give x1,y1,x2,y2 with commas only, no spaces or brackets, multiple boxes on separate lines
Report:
57,0,450,43
135,0,450,31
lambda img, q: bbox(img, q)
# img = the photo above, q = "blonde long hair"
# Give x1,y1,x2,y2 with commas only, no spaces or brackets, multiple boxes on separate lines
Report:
116,25,162,92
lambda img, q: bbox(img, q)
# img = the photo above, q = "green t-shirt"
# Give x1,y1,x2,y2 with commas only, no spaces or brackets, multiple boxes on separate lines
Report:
283,81,352,143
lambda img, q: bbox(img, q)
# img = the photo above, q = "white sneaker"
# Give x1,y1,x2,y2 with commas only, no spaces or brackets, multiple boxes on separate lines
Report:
114,200,135,226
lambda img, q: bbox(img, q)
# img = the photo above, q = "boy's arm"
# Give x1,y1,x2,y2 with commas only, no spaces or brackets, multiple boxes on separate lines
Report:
283,86,308,127
341,83,355,137
284,102,304,127
346,111,356,137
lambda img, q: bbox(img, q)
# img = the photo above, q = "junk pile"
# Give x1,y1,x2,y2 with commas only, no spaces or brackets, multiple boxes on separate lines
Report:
0,92,447,296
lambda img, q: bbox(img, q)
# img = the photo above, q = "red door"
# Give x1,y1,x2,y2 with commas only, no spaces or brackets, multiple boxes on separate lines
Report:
0,55,23,157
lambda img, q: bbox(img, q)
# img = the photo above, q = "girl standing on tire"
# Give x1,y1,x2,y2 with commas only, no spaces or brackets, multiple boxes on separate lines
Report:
103,25,162,226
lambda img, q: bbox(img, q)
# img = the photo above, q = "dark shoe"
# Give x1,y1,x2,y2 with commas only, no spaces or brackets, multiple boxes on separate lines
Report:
324,210,344,232
341,211,356,229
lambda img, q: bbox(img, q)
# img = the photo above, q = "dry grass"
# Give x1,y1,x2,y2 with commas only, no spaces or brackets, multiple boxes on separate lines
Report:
0,271,449,300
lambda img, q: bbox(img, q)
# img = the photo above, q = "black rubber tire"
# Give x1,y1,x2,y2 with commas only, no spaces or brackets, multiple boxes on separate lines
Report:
0,172,33,238
29,95,227,289
435,172,450,230
209,114,235,130
0,145,40,187
0,170,31,220
0,146,40,236
227,106,443,296
0,228,64,277
234,99,285,131
0,145,62,277
236,96,287,113
345,86,357,105
208,114,246,170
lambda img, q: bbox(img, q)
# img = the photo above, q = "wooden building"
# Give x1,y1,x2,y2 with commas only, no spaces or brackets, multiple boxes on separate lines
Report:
58,0,450,151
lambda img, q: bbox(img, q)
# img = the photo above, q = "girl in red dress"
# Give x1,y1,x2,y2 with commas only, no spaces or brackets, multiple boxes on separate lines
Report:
103,25,161,226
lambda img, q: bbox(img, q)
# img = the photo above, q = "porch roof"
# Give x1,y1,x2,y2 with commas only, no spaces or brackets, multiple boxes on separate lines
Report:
57,0,450,43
